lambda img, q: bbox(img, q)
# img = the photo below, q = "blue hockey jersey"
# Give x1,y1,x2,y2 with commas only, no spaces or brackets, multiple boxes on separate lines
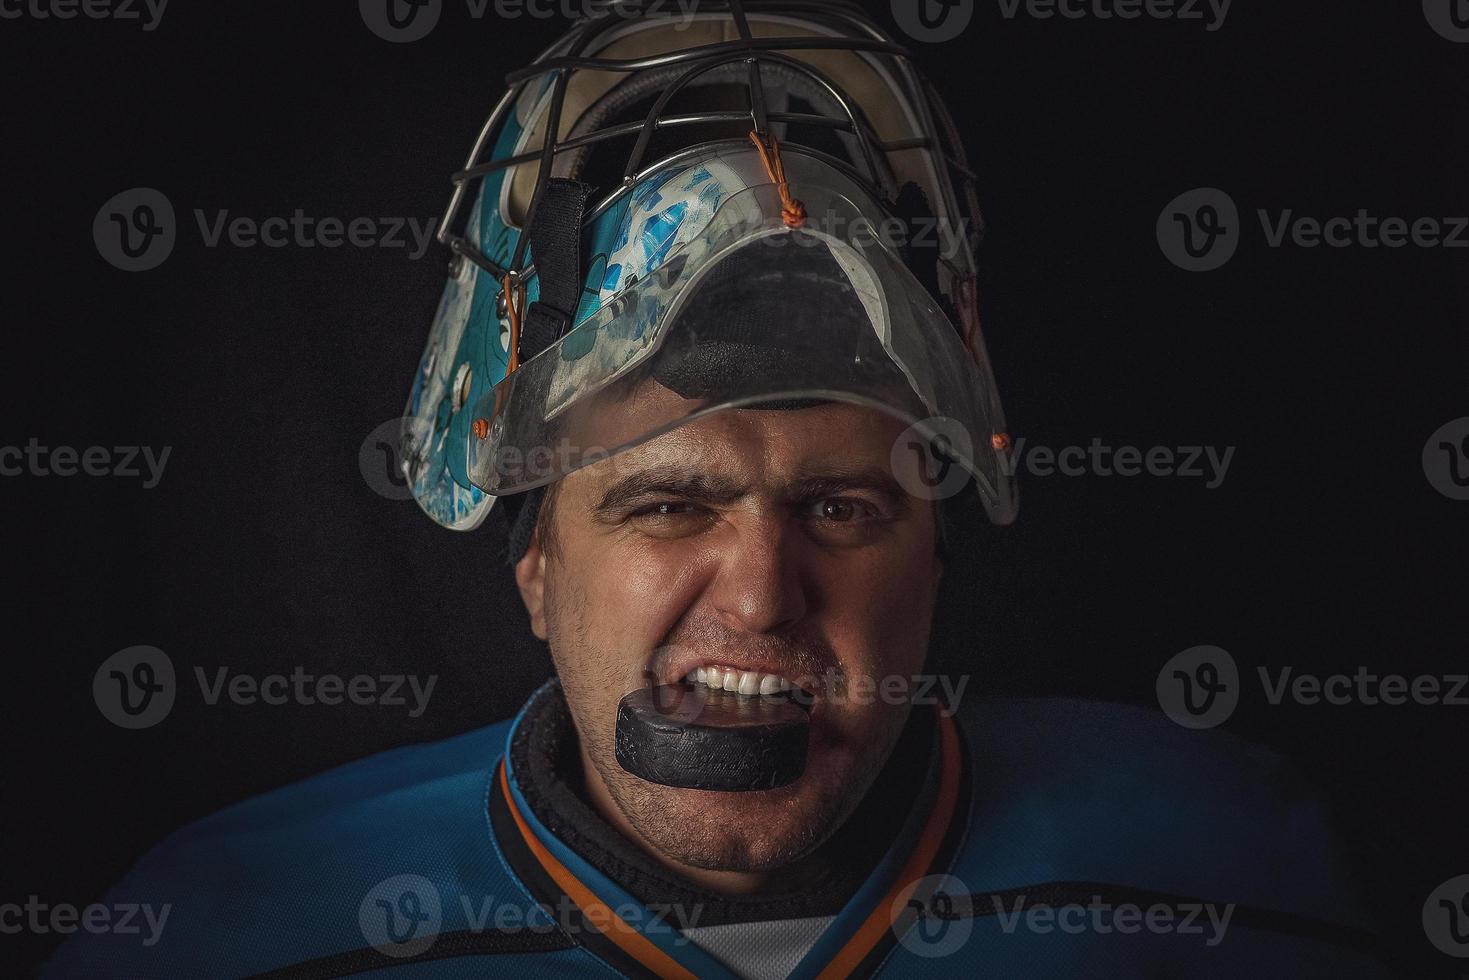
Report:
44,689,1399,978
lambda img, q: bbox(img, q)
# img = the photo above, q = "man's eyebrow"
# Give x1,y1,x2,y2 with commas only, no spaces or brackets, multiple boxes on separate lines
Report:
787,467,910,511
592,464,910,515
593,468,749,515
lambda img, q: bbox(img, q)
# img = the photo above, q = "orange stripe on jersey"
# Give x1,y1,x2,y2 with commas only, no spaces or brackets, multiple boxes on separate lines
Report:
498,762,697,980
815,712,963,979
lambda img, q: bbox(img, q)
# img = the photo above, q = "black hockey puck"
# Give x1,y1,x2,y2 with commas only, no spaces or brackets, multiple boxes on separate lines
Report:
614,684,810,791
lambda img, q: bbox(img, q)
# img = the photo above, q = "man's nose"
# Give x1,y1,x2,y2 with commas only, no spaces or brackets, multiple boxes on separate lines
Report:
708,513,809,636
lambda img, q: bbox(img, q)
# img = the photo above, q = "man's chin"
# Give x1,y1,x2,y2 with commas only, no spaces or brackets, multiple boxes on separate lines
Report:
632,803,824,874
609,771,846,874
659,838,808,874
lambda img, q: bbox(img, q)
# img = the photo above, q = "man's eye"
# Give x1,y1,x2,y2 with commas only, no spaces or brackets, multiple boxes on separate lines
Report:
624,500,713,538
803,497,878,523
630,501,700,519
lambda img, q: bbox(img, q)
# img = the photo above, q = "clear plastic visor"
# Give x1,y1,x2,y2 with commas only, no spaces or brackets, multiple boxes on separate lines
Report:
466,181,1014,521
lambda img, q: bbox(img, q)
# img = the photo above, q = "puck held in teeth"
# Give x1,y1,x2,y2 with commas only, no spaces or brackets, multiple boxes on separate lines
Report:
615,684,810,791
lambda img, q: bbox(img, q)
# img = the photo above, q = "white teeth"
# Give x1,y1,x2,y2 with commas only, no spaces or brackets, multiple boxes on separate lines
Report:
683,665,800,697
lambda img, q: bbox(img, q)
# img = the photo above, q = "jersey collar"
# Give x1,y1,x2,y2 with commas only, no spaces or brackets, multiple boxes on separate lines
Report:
490,682,970,978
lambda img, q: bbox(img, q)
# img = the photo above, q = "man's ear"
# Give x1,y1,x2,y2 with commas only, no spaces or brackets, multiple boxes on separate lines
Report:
514,533,548,642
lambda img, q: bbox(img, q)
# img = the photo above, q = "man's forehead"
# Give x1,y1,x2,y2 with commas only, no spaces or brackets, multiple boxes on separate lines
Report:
561,402,912,499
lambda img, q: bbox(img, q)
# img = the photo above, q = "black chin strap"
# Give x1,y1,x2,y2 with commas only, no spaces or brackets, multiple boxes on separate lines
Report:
517,178,592,363
501,177,590,567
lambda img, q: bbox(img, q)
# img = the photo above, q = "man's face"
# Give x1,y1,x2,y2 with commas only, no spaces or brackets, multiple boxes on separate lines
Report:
515,395,944,874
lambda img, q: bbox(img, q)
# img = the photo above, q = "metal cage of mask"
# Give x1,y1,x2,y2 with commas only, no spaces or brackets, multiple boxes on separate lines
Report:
433,0,989,363
402,0,1016,549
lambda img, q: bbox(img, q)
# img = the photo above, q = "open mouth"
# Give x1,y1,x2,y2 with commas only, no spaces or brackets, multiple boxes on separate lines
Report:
617,668,815,791
681,665,800,697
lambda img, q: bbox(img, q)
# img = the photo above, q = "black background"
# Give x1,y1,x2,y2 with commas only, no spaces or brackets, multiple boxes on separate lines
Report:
5,0,1467,975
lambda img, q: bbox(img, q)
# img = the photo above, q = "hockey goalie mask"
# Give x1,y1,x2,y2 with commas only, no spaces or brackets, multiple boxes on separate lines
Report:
401,0,1017,532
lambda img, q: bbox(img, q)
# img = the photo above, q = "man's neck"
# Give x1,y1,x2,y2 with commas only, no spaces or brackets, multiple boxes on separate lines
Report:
575,743,836,897
507,680,934,923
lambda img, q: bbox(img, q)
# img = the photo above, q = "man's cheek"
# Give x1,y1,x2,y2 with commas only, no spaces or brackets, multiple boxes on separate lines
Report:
601,545,706,647
828,558,928,652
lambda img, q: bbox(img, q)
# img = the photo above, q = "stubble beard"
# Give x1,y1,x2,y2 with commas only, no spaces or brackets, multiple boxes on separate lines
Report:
543,569,899,874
